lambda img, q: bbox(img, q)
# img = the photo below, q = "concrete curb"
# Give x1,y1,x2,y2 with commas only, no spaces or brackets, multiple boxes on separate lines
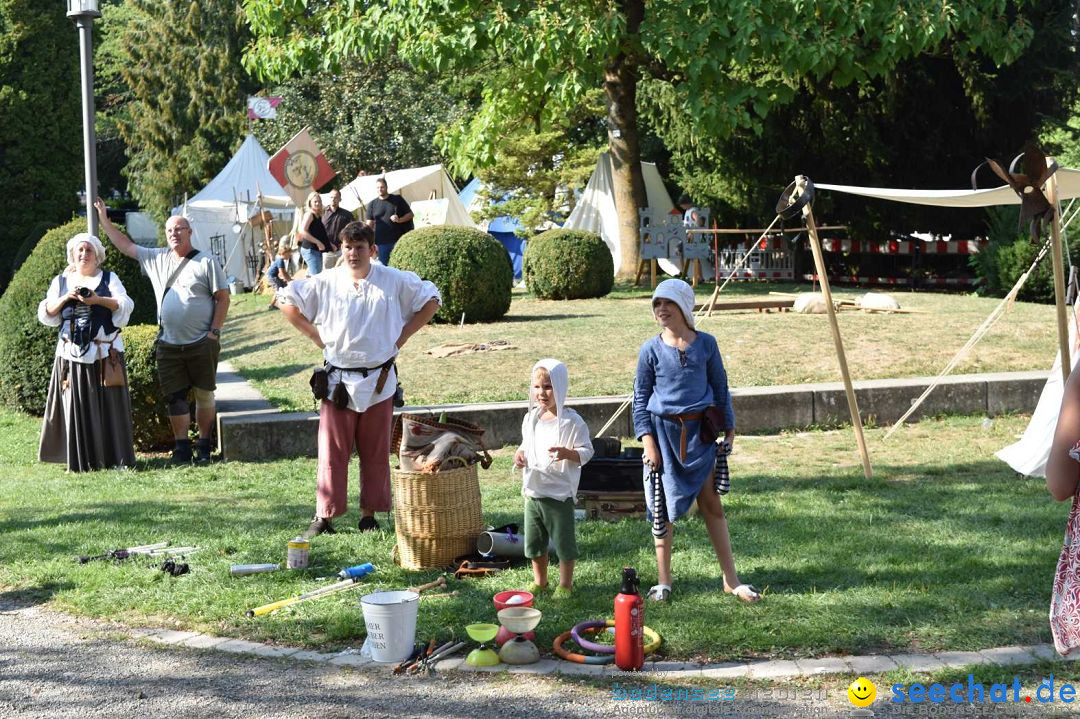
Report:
136,627,1074,680
216,370,1046,462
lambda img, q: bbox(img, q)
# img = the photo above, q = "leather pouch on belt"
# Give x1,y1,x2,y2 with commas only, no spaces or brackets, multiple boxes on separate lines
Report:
309,368,329,401
330,380,350,410
700,406,726,445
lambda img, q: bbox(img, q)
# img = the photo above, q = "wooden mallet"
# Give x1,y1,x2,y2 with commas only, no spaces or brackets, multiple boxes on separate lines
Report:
408,576,447,594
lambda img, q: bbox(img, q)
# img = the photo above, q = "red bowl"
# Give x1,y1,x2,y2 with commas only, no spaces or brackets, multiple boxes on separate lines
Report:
493,590,534,611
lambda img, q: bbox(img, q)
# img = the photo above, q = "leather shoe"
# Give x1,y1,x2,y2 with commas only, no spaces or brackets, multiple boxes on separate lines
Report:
303,516,335,539
358,516,380,532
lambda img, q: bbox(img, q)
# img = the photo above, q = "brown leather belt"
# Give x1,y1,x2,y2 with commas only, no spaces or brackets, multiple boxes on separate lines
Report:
663,411,703,462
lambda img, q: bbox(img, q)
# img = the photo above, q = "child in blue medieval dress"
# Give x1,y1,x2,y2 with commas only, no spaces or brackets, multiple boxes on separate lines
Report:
513,359,594,597
632,278,760,603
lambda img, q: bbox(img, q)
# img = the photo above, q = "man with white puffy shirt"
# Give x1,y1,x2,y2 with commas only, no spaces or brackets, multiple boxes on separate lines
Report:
280,221,440,537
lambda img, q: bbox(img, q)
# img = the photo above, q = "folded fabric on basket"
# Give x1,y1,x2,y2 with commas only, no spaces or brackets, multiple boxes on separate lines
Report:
398,414,493,472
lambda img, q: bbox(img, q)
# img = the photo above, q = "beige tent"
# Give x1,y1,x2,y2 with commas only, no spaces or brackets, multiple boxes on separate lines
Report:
333,165,477,229
563,152,678,275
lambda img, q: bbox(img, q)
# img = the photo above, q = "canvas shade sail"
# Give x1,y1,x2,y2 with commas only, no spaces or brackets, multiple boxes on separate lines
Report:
817,168,1080,207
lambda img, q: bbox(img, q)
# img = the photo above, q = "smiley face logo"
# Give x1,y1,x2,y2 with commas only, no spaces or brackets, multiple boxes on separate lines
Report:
847,677,876,707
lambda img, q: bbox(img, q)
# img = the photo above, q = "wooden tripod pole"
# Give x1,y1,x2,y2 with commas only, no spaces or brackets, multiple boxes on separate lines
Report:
802,200,873,479
1047,171,1071,385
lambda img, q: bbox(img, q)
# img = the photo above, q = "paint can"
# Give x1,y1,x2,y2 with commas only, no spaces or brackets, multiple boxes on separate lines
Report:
286,536,310,570
230,563,280,577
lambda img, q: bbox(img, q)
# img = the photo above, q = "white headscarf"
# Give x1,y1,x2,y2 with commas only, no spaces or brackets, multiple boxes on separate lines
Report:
525,358,571,466
651,278,696,329
66,233,106,267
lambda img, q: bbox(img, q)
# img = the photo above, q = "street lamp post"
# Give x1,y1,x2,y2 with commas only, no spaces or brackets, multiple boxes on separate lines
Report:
67,0,101,237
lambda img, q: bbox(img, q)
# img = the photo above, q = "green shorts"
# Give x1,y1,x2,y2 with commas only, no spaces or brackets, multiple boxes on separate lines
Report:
156,335,220,397
524,496,578,561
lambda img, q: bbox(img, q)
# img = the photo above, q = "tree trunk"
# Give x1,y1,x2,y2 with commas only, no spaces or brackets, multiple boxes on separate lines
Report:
605,0,646,279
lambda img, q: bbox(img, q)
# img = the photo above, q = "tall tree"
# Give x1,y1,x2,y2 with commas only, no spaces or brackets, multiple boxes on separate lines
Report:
244,0,1035,277
0,1,81,288
676,0,1080,237
119,0,254,220
94,0,137,200
251,61,467,184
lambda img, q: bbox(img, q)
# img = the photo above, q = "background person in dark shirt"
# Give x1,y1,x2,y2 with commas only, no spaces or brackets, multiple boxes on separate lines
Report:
365,177,413,265
321,189,353,269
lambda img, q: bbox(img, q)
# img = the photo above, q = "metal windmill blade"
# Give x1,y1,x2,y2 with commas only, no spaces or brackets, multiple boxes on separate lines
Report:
978,143,1059,241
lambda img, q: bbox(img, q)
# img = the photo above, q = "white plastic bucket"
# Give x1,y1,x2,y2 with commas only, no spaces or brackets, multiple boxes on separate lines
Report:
360,590,420,662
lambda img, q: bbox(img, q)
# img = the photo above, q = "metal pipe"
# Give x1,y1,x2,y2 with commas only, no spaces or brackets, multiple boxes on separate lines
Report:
76,17,98,237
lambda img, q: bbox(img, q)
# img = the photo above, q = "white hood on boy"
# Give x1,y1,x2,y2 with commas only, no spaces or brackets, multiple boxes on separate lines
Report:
518,358,595,501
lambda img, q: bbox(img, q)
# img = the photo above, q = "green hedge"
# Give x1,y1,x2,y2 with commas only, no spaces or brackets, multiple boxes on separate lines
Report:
970,206,1080,302
390,225,513,323
522,229,613,300
0,218,157,414
123,324,173,451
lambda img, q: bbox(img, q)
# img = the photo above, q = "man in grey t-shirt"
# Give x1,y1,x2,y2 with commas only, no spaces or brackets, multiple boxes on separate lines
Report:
95,200,230,465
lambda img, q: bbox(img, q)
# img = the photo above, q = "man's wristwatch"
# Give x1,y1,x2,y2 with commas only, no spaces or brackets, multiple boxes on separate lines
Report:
210,328,221,338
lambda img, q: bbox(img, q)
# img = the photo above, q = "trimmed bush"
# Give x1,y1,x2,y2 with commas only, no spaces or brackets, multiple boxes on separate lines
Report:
390,226,513,323
970,206,1080,303
522,229,613,300
123,324,173,451
0,218,157,415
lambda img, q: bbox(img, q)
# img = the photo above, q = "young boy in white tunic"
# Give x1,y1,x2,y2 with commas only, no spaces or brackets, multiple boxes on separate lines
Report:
513,359,594,597
281,222,440,537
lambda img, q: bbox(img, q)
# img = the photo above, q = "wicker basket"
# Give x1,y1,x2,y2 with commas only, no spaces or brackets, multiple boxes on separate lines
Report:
392,460,483,570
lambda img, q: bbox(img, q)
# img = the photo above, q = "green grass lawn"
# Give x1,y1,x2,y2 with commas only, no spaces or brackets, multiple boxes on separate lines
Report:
223,282,1058,410
0,408,1067,662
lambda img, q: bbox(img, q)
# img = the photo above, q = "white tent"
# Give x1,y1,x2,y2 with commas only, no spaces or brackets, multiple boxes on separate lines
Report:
176,134,296,287
334,164,477,229
996,341,1080,477
563,152,677,274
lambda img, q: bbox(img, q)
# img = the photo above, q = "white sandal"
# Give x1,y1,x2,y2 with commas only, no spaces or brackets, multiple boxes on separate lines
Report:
729,584,761,603
647,584,671,602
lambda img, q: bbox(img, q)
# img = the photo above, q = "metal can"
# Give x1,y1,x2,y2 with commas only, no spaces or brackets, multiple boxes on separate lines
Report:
286,536,310,570
230,563,280,577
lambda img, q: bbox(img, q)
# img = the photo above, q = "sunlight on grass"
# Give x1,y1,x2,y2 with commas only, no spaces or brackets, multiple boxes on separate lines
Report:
224,283,1057,410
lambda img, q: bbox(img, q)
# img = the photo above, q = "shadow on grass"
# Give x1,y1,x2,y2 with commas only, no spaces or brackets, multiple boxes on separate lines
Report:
0,583,72,611
466,313,600,323
220,339,299,360
234,364,311,382
0,452,1064,658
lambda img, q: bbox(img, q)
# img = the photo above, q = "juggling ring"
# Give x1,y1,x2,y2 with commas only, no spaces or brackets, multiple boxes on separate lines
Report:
572,619,615,654
553,620,661,664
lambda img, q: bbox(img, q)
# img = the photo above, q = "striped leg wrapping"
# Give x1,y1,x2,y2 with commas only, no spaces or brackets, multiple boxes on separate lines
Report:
649,470,668,538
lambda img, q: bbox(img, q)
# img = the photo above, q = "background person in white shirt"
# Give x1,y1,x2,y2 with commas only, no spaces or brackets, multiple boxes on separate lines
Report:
280,221,440,537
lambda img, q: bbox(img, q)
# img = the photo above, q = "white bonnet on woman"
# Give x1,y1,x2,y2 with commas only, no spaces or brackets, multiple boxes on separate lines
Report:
66,233,106,266
651,278,696,329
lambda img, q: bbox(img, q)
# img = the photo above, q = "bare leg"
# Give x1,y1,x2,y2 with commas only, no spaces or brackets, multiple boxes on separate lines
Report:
697,482,759,601
194,396,215,440
654,522,673,588
531,556,549,588
557,559,575,590
169,413,190,440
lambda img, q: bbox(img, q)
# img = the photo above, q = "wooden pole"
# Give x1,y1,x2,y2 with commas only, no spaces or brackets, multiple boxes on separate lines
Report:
802,197,873,479
1047,170,1071,384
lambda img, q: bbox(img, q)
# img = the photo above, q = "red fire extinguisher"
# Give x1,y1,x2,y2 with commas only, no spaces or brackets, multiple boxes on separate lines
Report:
614,566,644,671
